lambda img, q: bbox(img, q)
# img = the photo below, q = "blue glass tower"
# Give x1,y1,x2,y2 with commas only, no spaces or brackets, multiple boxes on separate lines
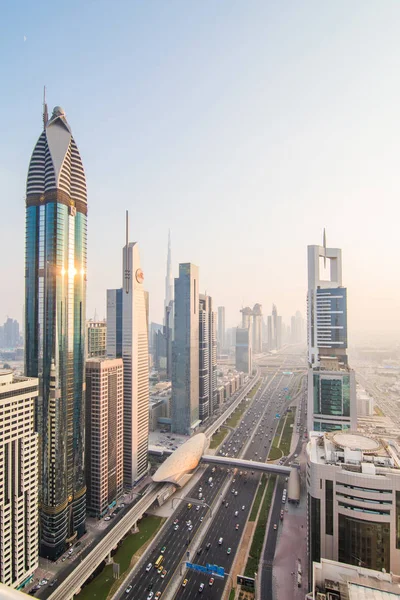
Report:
25,104,87,559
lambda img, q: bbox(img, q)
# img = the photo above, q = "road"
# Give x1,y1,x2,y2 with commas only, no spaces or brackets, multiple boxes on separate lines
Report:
119,353,305,600
259,370,307,600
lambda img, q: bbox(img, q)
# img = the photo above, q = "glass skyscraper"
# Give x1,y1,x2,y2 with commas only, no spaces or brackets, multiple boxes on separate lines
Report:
25,105,87,559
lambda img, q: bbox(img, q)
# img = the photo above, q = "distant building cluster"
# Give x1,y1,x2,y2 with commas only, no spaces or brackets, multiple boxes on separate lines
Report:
0,317,22,349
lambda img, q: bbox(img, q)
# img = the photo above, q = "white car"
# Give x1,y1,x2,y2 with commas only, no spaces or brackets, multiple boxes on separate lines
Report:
147,592,154,600
146,563,152,572
242,505,245,510
125,585,133,594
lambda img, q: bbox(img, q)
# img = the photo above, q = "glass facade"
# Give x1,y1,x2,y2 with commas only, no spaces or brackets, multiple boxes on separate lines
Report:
308,493,321,585
316,287,347,349
325,480,333,535
25,109,87,559
339,514,390,572
313,373,350,417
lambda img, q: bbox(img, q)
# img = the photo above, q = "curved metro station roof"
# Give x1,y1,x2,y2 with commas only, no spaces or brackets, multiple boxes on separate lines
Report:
152,433,208,486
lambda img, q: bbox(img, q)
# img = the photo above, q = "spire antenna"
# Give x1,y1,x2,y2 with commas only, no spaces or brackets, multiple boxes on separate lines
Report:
43,86,48,130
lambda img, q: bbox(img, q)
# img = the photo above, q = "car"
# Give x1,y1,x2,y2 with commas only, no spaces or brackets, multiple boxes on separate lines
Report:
206,542,211,550
196,505,200,511
161,546,166,554
104,516,111,521
236,523,239,530
225,502,229,508
188,525,193,531
235,491,238,496
227,548,231,554
40,579,48,585
222,499,225,504
209,577,215,586
161,569,167,579
242,505,245,510
280,509,284,520
147,593,154,600
187,503,192,509
148,584,154,590
199,583,205,592
155,593,162,599
233,479,236,483
200,516,203,522
62,557,66,562
273,523,277,530
199,487,202,492
174,519,179,525
49,580,57,588
174,524,179,530
234,510,239,516
182,579,188,587
146,563,152,572
218,537,223,545
197,548,202,555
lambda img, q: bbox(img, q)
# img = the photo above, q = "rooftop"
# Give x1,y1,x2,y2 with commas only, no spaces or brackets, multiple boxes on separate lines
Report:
308,430,400,473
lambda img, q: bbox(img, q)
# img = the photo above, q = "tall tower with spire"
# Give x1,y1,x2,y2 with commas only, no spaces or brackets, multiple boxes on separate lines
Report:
164,230,173,309
25,102,87,559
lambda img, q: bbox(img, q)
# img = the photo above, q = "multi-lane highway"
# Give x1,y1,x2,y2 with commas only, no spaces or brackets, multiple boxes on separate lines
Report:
119,354,305,600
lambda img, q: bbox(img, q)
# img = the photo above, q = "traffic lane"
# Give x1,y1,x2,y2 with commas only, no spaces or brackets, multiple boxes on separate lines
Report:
171,372,294,598
174,477,259,598
125,469,229,598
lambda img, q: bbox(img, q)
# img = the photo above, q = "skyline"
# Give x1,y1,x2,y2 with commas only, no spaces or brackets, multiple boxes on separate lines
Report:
1,1,400,342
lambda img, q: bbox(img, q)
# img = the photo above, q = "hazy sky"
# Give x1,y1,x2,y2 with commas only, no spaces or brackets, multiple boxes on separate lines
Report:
1,1,400,342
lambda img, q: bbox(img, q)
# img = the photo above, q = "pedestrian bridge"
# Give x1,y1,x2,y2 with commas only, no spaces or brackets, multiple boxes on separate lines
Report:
200,455,292,475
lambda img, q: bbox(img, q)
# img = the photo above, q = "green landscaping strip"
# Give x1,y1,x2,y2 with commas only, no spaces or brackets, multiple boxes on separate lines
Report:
245,476,276,578
229,588,236,600
279,408,296,456
249,476,266,521
77,515,164,600
248,381,261,398
209,426,229,449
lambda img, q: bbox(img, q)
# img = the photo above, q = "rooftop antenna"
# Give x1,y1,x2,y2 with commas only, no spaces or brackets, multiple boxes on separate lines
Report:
43,86,48,130
323,227,327,268
124,210,130,294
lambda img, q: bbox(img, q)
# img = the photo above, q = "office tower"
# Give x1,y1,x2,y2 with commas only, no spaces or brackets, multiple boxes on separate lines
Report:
164,229,174,310
199,295,217,420
276,315,282,349
267,315,272,350
86,320,107,358
107,218,149,487
252,303,263,353
0,370,39,587
165,301,173,380
85,358,123,517
307,234,356,432
272,304,278,348
25,104,87,558
307,236,347,367
307,430,400,578
172,263,200,435
217,306,225,354
235,327,252,373
106,288,123,358
241,306,252,329
153,328,167,371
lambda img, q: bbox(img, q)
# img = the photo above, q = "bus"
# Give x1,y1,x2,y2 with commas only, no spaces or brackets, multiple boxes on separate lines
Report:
155,555,164,569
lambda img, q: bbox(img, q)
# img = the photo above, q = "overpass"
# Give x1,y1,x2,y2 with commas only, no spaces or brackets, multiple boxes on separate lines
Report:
200,455,292,475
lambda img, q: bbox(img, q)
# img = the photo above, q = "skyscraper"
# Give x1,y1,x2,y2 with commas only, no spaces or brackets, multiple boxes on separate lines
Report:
307,234,356,432
307,238,347,367
107,217,149,487
164,230,174,310
199,295,217,420
172,263,200,435
85,358,123,517
0,370,39,586
86,320,107,358
235,327,252,374
217,306,225,354
252,303,263,353
25,104,87,558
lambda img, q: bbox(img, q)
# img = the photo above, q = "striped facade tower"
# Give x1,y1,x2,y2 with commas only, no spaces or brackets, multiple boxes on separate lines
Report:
25,103,87,559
